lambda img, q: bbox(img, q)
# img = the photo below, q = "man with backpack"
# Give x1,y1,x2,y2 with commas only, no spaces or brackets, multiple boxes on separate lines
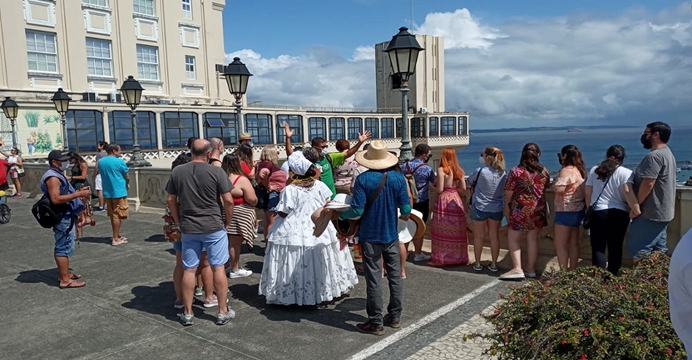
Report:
40,150,91,288
403,144,436,262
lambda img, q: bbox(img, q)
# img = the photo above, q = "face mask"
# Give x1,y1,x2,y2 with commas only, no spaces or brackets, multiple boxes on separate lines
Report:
478,156,486,165
248,141,254,148
322,147,328,155
640,134,652,149
60,161,70,171
424,156,430,163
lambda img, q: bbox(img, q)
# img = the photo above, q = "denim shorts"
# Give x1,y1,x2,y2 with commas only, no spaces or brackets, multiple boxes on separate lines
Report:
173,240,206,253
470,205,503,222
181,228,229,269
625,217,669,259
554,209,586,228
267,191,280,212
54,216,76,257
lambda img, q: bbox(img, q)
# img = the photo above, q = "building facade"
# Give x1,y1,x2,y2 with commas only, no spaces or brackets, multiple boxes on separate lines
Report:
0,0,469,164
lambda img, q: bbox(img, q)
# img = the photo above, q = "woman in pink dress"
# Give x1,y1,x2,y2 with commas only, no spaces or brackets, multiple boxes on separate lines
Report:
500,143,551,280
428,148,469,267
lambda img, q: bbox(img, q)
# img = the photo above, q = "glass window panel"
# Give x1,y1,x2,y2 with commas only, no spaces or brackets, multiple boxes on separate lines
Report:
429,117,439,137
441,116,456,136
276,114,303,143
136,45,159,80
203,113,238,145
458,116,468,136
412,117,425,138
347,117,362,140
133,0,155,15
161,112,199,148
25,30,58,73
365,117,379,139
108,111,157,150
328,117,345,141
308,117,326,140
244,113,273,144
65,110,104,153
381,118,394,138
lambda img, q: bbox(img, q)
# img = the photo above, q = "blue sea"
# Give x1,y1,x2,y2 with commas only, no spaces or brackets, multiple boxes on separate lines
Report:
456,126,692,183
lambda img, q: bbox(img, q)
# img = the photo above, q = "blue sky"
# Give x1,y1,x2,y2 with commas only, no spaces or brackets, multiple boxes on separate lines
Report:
222,1,692,128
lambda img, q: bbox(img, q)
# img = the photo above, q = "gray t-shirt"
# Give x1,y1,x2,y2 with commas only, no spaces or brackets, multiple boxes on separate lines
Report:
95,151,107,162
628,146,676,222
467,166,507,213
165,161,233,234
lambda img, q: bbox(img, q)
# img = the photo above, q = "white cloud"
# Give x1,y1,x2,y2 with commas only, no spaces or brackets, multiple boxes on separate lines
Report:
226,4,692,127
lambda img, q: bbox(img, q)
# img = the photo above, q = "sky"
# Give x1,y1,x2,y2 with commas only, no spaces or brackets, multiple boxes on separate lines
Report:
222,1,692,129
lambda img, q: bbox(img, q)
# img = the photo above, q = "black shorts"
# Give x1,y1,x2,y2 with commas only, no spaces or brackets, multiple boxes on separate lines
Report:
413,201,430,223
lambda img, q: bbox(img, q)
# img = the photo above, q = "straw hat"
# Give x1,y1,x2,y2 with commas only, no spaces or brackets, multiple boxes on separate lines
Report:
239,132,252,140
355,140,398,170
397,208,426,242
311,208,332,237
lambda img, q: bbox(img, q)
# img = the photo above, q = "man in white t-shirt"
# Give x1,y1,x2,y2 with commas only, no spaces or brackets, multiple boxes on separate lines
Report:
669,229,692,357
92,141,108,212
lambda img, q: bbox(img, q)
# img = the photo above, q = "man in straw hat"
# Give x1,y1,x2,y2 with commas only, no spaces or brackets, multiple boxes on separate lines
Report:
238,132,253,147
339,140,411,335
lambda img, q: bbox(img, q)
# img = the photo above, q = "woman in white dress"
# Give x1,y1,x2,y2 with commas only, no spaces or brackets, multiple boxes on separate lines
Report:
259,152,358,306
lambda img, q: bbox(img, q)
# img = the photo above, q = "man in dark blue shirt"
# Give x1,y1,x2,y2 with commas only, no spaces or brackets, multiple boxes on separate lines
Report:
340,140,411,335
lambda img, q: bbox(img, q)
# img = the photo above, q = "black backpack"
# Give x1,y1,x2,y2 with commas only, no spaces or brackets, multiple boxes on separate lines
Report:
171,152,192,169
32,194,70,229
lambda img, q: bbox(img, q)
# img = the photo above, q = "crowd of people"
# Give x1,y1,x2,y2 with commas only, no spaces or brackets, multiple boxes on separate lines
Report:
9,120,687,349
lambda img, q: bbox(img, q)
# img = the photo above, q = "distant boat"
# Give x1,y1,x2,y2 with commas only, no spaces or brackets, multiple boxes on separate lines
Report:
567,128,582,133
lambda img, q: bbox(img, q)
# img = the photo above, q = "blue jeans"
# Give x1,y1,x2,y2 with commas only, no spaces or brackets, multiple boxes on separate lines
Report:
267,191,280,212
181,228,229,269
625,217,669,259
470,205,503,222
53,216,76,257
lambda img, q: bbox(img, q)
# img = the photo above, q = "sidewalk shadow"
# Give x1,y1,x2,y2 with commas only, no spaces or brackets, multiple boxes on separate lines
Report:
244,260,264,275
15,268,60,287
229,283,367,332
144,234,166,243
77,236,111,245
122,281,216,323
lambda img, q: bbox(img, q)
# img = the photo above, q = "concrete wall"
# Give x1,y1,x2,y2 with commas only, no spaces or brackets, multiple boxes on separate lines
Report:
16,163,692,259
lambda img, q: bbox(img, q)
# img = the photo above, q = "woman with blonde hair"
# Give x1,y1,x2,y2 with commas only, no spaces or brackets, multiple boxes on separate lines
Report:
467,146,506,272
428,148,469,267
553,144,587,271
256,145,287,242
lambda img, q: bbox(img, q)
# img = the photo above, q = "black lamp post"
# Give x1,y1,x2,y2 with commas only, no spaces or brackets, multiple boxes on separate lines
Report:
384,27,424,163
1,97,19,148
119,75,151,167
51,88,71,151
223,57,253,135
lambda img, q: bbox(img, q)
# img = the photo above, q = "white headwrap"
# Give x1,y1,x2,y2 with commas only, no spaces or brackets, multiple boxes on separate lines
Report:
286,151,314,176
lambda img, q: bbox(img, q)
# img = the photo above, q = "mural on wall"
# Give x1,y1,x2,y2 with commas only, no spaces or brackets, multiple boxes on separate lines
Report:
16,109,64,158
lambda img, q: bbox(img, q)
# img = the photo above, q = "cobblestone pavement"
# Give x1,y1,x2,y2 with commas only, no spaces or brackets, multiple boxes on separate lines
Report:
406,304,498,360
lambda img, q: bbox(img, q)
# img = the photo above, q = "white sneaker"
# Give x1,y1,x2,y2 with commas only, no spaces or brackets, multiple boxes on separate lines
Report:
194,286,203,297
229,268,252,279
413,253,431,262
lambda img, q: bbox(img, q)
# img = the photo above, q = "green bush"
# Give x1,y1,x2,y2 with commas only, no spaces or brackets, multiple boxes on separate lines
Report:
466,252,687,359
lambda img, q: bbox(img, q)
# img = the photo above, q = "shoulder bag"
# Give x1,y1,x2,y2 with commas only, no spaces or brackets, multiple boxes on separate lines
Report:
334,172,388,237
582,175,612,230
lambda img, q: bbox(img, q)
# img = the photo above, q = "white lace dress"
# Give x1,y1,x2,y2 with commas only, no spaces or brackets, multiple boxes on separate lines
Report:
259,180,358,305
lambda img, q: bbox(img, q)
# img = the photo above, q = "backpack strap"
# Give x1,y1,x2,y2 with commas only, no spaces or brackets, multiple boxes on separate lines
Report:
325,153,334,169
361,172,388,218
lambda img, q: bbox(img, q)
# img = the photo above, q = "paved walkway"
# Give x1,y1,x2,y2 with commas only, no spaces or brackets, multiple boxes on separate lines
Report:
0,195,514,360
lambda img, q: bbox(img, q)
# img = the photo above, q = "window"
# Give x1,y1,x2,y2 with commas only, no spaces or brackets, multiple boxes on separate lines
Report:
133,0,155,15
136,45,159,80
108,111,157,150
412,117,425,137
161,112,198,148
65,110,104,153
277,115,303,143
458,116,468,136
308,117,326,141
204,113,238,146
85,38,112,77
245,114,273,144
429,116,439,137
185,55,195,80
26,30,57,73
365,117,379,139
347,117,362,140
328,117,345,141
441,116,456,136
381,117,394,138
83,0,108,6
182,0,192,19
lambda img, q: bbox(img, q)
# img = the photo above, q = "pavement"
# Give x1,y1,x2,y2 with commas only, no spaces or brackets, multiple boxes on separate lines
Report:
0,195,517,360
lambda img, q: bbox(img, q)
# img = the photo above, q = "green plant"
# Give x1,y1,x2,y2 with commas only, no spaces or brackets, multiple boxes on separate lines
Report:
43,114,60,124
34,131,53,153
465,252,687,360
24,111,40,127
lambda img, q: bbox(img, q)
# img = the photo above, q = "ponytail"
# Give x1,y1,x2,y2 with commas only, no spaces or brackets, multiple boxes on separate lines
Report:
594,145,625,180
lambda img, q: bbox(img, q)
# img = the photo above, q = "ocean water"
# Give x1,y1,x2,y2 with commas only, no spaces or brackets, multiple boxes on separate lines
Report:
455,126,692,183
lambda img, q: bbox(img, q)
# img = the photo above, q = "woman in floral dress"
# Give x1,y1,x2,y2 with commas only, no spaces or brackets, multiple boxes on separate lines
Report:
428,148,469,267
500,143,551,280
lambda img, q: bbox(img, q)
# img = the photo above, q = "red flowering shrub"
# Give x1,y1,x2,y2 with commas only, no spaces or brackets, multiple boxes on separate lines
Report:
465,252,687,359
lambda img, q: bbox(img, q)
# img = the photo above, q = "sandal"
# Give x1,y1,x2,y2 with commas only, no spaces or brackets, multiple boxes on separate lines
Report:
59,280,86,289
69,274,82,280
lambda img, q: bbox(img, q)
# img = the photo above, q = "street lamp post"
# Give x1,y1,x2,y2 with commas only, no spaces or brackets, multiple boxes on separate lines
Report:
384,27,424,164
51,88,71,151
119,75,151,167
1,97,19,148
223,57,253,135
